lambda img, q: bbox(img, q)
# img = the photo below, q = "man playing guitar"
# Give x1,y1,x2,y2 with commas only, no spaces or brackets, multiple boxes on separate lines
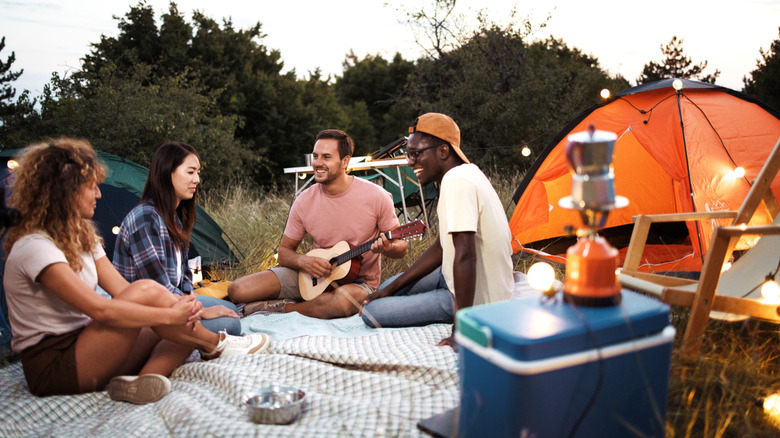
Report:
228,129,409,319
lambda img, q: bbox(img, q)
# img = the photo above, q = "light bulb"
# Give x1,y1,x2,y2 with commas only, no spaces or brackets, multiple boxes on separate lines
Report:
761,279,780,302
764,393,780,418
600,88,610,99
528,262,556,292
273,251,279,261
721,262,732,272
112,226,120,235
733,167,745,178
521,146,531,157
672,79,683,91
7,159,18,170
298,173,307,179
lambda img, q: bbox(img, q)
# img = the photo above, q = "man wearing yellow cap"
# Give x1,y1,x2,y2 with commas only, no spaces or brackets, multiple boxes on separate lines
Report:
362,113,514,347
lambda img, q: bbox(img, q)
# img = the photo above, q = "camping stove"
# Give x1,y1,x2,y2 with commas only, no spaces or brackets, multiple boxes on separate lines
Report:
558,126,628,306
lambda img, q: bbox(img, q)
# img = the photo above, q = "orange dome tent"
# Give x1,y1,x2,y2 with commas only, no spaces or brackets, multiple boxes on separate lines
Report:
509,79,780,274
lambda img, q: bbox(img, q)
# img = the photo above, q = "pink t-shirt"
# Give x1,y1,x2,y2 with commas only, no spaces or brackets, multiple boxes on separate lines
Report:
284,177,399,288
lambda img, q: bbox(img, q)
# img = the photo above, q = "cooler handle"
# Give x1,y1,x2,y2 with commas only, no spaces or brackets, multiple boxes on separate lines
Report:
456,310,493,348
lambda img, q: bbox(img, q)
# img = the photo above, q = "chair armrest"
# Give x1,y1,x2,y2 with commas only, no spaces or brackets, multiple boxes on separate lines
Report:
621,211,737,272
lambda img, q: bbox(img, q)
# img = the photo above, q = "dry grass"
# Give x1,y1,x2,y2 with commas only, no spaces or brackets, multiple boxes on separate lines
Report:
200,170,780,436
1,169,773,435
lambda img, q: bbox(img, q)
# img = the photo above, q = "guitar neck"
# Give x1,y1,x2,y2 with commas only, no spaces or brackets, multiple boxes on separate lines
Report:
329,221,423,267
334,237,380,266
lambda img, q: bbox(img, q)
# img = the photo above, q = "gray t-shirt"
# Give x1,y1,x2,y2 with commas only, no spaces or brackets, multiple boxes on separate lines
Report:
4,233,105,352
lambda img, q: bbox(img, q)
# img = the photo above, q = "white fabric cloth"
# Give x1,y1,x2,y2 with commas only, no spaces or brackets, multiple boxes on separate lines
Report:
0,324,458,437
3,233,105,352
438,164,514,306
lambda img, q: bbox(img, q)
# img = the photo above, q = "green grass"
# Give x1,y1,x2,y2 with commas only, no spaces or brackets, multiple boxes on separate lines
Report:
200,171,780,437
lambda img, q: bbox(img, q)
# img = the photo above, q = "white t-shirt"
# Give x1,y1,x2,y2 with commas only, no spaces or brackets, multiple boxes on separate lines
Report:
438,164,514,306
3,233,105,352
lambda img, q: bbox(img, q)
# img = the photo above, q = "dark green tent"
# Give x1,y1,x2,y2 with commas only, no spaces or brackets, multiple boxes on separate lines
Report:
0,148,237,266
0,148,238,352
93,151,238,266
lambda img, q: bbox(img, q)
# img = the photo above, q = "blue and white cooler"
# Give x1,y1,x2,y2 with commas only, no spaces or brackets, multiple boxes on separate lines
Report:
455,290,675,437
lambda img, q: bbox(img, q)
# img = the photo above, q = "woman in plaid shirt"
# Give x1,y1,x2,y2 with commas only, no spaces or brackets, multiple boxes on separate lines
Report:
113,142,241,335
3,139,268,405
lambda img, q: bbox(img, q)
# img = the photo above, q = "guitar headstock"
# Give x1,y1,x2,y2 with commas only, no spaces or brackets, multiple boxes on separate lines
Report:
388,219,426,240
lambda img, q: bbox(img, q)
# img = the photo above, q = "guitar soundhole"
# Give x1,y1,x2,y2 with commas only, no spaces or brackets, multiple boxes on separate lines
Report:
312,278,318,286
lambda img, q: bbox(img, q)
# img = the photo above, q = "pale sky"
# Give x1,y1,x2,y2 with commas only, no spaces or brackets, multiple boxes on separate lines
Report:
1,0,779,100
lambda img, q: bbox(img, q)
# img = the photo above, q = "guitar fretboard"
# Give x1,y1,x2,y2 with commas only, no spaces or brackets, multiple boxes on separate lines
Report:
332,236,381,266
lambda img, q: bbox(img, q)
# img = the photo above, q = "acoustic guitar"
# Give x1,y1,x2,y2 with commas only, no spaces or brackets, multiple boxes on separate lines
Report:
298,220,426,301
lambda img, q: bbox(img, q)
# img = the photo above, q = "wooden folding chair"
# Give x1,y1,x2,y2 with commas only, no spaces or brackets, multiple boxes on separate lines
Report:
619,136,780,358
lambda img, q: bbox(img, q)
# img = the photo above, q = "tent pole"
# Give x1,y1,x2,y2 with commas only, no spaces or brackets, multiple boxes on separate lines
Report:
676,92,705,264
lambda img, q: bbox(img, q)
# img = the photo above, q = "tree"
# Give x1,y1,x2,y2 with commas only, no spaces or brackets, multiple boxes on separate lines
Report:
0,36,23,114
0,36,41,149
77,2,355,185
335,52,417,150
637,36,720,84
404,0,458,58
35,64,253,190
743,28,780,111
396,16,629,169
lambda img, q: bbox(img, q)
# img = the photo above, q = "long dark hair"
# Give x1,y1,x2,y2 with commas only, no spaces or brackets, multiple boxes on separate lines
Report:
141,142,199,250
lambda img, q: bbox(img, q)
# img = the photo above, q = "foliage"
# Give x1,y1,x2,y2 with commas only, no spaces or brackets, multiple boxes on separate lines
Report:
398,18,629,171
334,51,417,152
71,2,350,185
743,28,780,111
0,36,41,148
0,36,23,109
35,64,252,190
637,36,720,84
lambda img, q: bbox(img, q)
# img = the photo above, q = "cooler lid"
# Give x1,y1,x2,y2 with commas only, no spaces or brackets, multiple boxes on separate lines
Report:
457,290,670,361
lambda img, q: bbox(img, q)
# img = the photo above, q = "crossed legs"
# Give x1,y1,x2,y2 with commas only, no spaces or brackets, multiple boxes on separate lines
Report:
74,280,220,393
228,270,367,319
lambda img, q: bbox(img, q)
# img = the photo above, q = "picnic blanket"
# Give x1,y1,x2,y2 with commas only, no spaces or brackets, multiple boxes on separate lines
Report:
240,312,394,341
0,272,546,436
0,323,457,437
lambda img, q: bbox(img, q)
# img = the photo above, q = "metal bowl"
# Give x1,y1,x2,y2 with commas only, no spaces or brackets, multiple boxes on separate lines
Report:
243,386,306,425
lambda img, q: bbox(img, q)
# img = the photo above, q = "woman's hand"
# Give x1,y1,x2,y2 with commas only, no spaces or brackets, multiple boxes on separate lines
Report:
171,294,202,331
201,304,240,320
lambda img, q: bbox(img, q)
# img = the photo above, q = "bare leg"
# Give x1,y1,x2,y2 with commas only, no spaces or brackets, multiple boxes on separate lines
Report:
138,338,195,376
286,283,367,319
75,281,220,392
228,271,282,303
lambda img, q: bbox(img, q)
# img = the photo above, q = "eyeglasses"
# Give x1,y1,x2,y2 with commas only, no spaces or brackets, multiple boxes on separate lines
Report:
405,143,443,162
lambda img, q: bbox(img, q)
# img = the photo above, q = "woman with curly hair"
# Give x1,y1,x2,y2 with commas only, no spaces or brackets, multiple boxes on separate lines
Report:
2,138,269,404
113,142,241,335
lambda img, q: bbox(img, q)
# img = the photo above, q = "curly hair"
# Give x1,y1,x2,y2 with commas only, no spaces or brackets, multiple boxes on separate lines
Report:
4,138,107,272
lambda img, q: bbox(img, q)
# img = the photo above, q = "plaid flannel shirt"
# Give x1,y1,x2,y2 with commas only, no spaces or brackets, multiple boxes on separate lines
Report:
112,202,193,295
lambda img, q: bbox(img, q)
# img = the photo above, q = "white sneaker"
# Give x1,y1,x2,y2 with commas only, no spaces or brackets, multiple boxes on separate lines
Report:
108,374,171,404
201,331,270,359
